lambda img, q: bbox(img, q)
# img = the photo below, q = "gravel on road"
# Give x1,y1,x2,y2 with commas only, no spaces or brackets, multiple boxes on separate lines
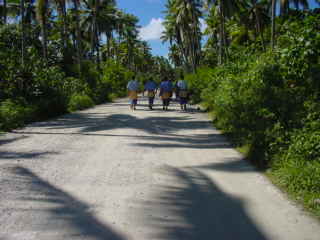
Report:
1,98,319,240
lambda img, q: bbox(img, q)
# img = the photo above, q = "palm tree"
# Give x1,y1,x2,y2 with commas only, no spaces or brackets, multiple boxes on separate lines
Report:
168,44,183,67
205,0,238,64
81,0,117,68
239,0,269,50
162,0,203,72
36,0,49,61
271,0,276,49
54,0,68,51
20,0,25,66
121,13,139,69
2,0,7,24
72,0,82,76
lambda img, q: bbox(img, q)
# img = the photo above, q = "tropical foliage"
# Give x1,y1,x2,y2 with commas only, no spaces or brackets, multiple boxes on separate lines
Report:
1,0,320,217
163,0,319,216
0,0,173,130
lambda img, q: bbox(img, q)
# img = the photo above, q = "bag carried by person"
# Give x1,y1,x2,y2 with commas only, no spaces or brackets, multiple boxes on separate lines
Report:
179,90,188,98
162,92,171,99
128,91,138,100
148,90,155,98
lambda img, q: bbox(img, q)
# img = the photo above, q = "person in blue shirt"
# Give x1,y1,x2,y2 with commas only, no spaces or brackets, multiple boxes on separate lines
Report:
144,77,158,110
159,77,173,111
127,75,139,110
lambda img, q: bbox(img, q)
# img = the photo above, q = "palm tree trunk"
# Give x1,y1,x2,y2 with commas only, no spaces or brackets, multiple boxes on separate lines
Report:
222,16,228,61
280,0,289,16
3,0,7,24
90,24,95,59
73,0,82,77
255,11,266,51
107,35,111,59
57,1,68,52
218,3,224,65
20,0,25,66
271,0,276,50
91,0,97,59
41,24,48,61
36,0,48,62
96,30,101,71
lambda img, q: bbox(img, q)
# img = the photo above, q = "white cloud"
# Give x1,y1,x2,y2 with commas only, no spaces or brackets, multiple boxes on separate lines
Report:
139,18,165,41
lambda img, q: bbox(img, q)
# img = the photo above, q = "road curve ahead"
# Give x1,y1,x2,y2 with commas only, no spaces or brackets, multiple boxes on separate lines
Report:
0,97,319,240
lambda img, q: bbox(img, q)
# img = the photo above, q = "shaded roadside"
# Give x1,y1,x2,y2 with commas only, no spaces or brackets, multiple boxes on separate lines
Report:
135,166,269,240
0,166,128,240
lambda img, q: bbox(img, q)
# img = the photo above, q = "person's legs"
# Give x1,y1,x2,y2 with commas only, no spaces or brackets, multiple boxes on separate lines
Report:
180,97,187,111
149,97,154,109
129,99,133,110
133,99,137,110
165,99,169,110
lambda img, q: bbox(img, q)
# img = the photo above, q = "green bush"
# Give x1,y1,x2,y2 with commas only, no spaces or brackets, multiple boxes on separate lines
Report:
271,125,320,212
67,94,94,112
188,12,320,215
100,61,133,100
0,99,34,130
185,67,217,104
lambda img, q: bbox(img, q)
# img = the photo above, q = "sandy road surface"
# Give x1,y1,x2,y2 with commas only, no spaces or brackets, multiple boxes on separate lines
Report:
0,97,319,240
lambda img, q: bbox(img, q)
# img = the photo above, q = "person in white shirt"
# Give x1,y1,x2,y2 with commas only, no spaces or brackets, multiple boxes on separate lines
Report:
176,74,188,110
127,76,140,110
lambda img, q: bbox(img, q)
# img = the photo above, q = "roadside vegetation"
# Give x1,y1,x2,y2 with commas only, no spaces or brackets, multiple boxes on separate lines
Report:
162,1,320,217
0,0,173,131
1,0,319,218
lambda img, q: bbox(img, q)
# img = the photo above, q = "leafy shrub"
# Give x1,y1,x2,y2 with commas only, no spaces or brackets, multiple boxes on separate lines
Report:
271,125,320,212
68,94,94,112
100,61,133,100
185,67,217,104
0,99,34,130
189,12,320,215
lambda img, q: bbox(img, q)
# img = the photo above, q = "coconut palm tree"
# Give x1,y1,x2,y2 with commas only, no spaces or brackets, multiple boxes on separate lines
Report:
20,0,25,66
162,0,203,72
81,0,117,68
205,0,238,64
36,0,49,61
238,0,269,50
271,0,276,49
54,0,68,51
2,0,7,24
72,0,82,76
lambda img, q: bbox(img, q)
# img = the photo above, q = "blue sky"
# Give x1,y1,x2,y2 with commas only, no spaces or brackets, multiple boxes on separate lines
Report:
117,0,169,57
117,0,320,57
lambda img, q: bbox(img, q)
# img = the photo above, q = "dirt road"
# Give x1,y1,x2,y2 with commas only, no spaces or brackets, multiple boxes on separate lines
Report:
0,98,319,240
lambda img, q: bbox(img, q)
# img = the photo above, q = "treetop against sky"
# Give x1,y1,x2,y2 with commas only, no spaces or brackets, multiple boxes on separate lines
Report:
117,0,319,57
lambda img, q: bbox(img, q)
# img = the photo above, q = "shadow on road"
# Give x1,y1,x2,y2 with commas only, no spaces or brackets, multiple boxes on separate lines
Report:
0,151,57,160
137,166,268,240
12,111,232,150
3,166,127,240
191,158,258,173
32,114,210,135
0,136,29,146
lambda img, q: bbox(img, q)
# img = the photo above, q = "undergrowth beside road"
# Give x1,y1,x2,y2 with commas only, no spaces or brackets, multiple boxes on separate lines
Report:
0,61,132,132
189,13,320,219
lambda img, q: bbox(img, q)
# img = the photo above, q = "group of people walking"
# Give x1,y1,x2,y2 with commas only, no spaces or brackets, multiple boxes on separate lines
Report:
127,75,189,111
